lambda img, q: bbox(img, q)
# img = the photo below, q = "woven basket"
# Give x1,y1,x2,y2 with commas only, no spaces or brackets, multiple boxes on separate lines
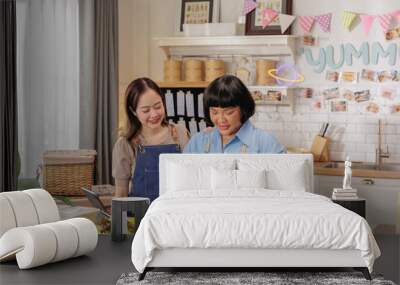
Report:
256,59,277,85
163,59,182,82
43,150,97,196
184,59,204,82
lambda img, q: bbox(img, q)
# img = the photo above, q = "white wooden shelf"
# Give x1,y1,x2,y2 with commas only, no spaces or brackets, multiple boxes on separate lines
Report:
157,83,295,112
248,85,295,112
154,35,297,58
156,81,210,88
157,82,297,89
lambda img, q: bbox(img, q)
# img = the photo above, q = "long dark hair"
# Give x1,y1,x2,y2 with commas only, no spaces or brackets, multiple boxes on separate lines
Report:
204,75,255,125
122,77,168,141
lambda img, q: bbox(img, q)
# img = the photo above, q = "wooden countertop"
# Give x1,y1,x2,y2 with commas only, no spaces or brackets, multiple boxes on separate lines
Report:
314,162,400,179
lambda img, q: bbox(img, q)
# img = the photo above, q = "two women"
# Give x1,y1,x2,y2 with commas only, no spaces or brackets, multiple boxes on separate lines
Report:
113,75,285,199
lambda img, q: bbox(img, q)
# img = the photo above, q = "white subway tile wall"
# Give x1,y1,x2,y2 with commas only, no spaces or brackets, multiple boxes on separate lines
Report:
252,96,400,163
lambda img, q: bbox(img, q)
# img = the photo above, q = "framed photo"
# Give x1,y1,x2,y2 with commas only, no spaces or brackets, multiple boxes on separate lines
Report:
354,90,371,103
179,0,214,32
325,70,339,82
330,100,348,112
245,0,293,35
361,69,377,82
340,71,359,83
322,87,340,100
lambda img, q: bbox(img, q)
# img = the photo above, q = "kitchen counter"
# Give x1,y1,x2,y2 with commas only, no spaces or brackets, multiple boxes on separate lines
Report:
314,162,400,179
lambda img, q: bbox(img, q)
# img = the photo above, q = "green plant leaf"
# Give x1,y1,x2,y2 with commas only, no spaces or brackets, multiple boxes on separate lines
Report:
53,195,74,206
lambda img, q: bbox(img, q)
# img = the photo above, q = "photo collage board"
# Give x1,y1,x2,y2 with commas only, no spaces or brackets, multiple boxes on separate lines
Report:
295,68,400,115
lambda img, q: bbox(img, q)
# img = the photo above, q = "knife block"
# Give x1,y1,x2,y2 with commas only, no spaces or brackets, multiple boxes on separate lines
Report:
311,135,329,162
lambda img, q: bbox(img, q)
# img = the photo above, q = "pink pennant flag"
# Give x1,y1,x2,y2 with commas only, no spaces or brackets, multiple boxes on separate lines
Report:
261,8,278,29
378,13,392,32
315,13,332,32
360,14,375,35
392,10,400,21
242,0,257,16
299,16,315,33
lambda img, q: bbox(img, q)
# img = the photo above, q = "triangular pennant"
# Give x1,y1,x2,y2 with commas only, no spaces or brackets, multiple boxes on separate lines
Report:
315,13,332,32
342,11,357,31
298,16,315,33
392,10,400,21
261,8,278,29
279,14,296,34
378,13,392,32
242,0,257,16
360,14,375,35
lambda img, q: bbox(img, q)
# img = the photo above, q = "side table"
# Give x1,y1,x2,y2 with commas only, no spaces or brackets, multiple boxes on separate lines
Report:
111,197,150,242
332,198,366,218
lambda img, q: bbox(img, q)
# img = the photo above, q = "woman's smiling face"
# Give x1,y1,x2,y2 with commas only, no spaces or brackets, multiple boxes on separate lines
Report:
209,106,242,137
135,89,165,130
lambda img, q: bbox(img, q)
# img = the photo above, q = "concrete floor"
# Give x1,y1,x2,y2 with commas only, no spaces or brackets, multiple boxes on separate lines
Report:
1,234,398,285
0,235,134,285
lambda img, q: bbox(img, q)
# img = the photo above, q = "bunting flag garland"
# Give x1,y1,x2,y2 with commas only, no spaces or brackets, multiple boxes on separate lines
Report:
242,0,256,16
279,14,296,34
342,11,357,31
261,8,278,29
377,13,393,32
299,16,315,33
360,14,375,35
315,13,332,32
241,5,400,35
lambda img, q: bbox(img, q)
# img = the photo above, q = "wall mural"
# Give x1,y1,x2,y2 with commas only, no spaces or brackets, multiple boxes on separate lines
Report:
299,42,398,73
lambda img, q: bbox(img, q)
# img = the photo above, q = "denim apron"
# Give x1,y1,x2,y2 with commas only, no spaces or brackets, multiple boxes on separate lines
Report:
130,126,181,201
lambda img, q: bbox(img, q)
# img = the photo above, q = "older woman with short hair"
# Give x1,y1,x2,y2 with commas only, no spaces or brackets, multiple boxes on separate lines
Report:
184,75,285,154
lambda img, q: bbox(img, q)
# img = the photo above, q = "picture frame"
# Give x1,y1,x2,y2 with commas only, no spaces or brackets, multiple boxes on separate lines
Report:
179,0,215,32
245,0,293,35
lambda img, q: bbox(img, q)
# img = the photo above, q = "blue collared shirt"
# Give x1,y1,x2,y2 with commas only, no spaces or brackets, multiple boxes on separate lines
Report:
183,120,286,154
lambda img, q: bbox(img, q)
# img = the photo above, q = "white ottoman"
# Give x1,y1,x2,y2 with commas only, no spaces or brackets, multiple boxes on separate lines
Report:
0,189,98,269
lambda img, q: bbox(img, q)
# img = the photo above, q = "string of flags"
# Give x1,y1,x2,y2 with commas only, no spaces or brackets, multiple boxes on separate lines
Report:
242,0,297,33
242,0,400,35
296,13,333,33
343,10,400,35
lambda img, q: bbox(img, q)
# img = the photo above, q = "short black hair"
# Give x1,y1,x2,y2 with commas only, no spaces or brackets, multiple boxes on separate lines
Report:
203,75,255,125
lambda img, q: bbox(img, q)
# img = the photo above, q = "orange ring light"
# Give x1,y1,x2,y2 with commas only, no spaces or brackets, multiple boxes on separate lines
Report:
267,69,305,83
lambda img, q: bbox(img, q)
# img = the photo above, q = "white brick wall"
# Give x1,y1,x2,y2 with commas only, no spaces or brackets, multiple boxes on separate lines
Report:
253,96,400,163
